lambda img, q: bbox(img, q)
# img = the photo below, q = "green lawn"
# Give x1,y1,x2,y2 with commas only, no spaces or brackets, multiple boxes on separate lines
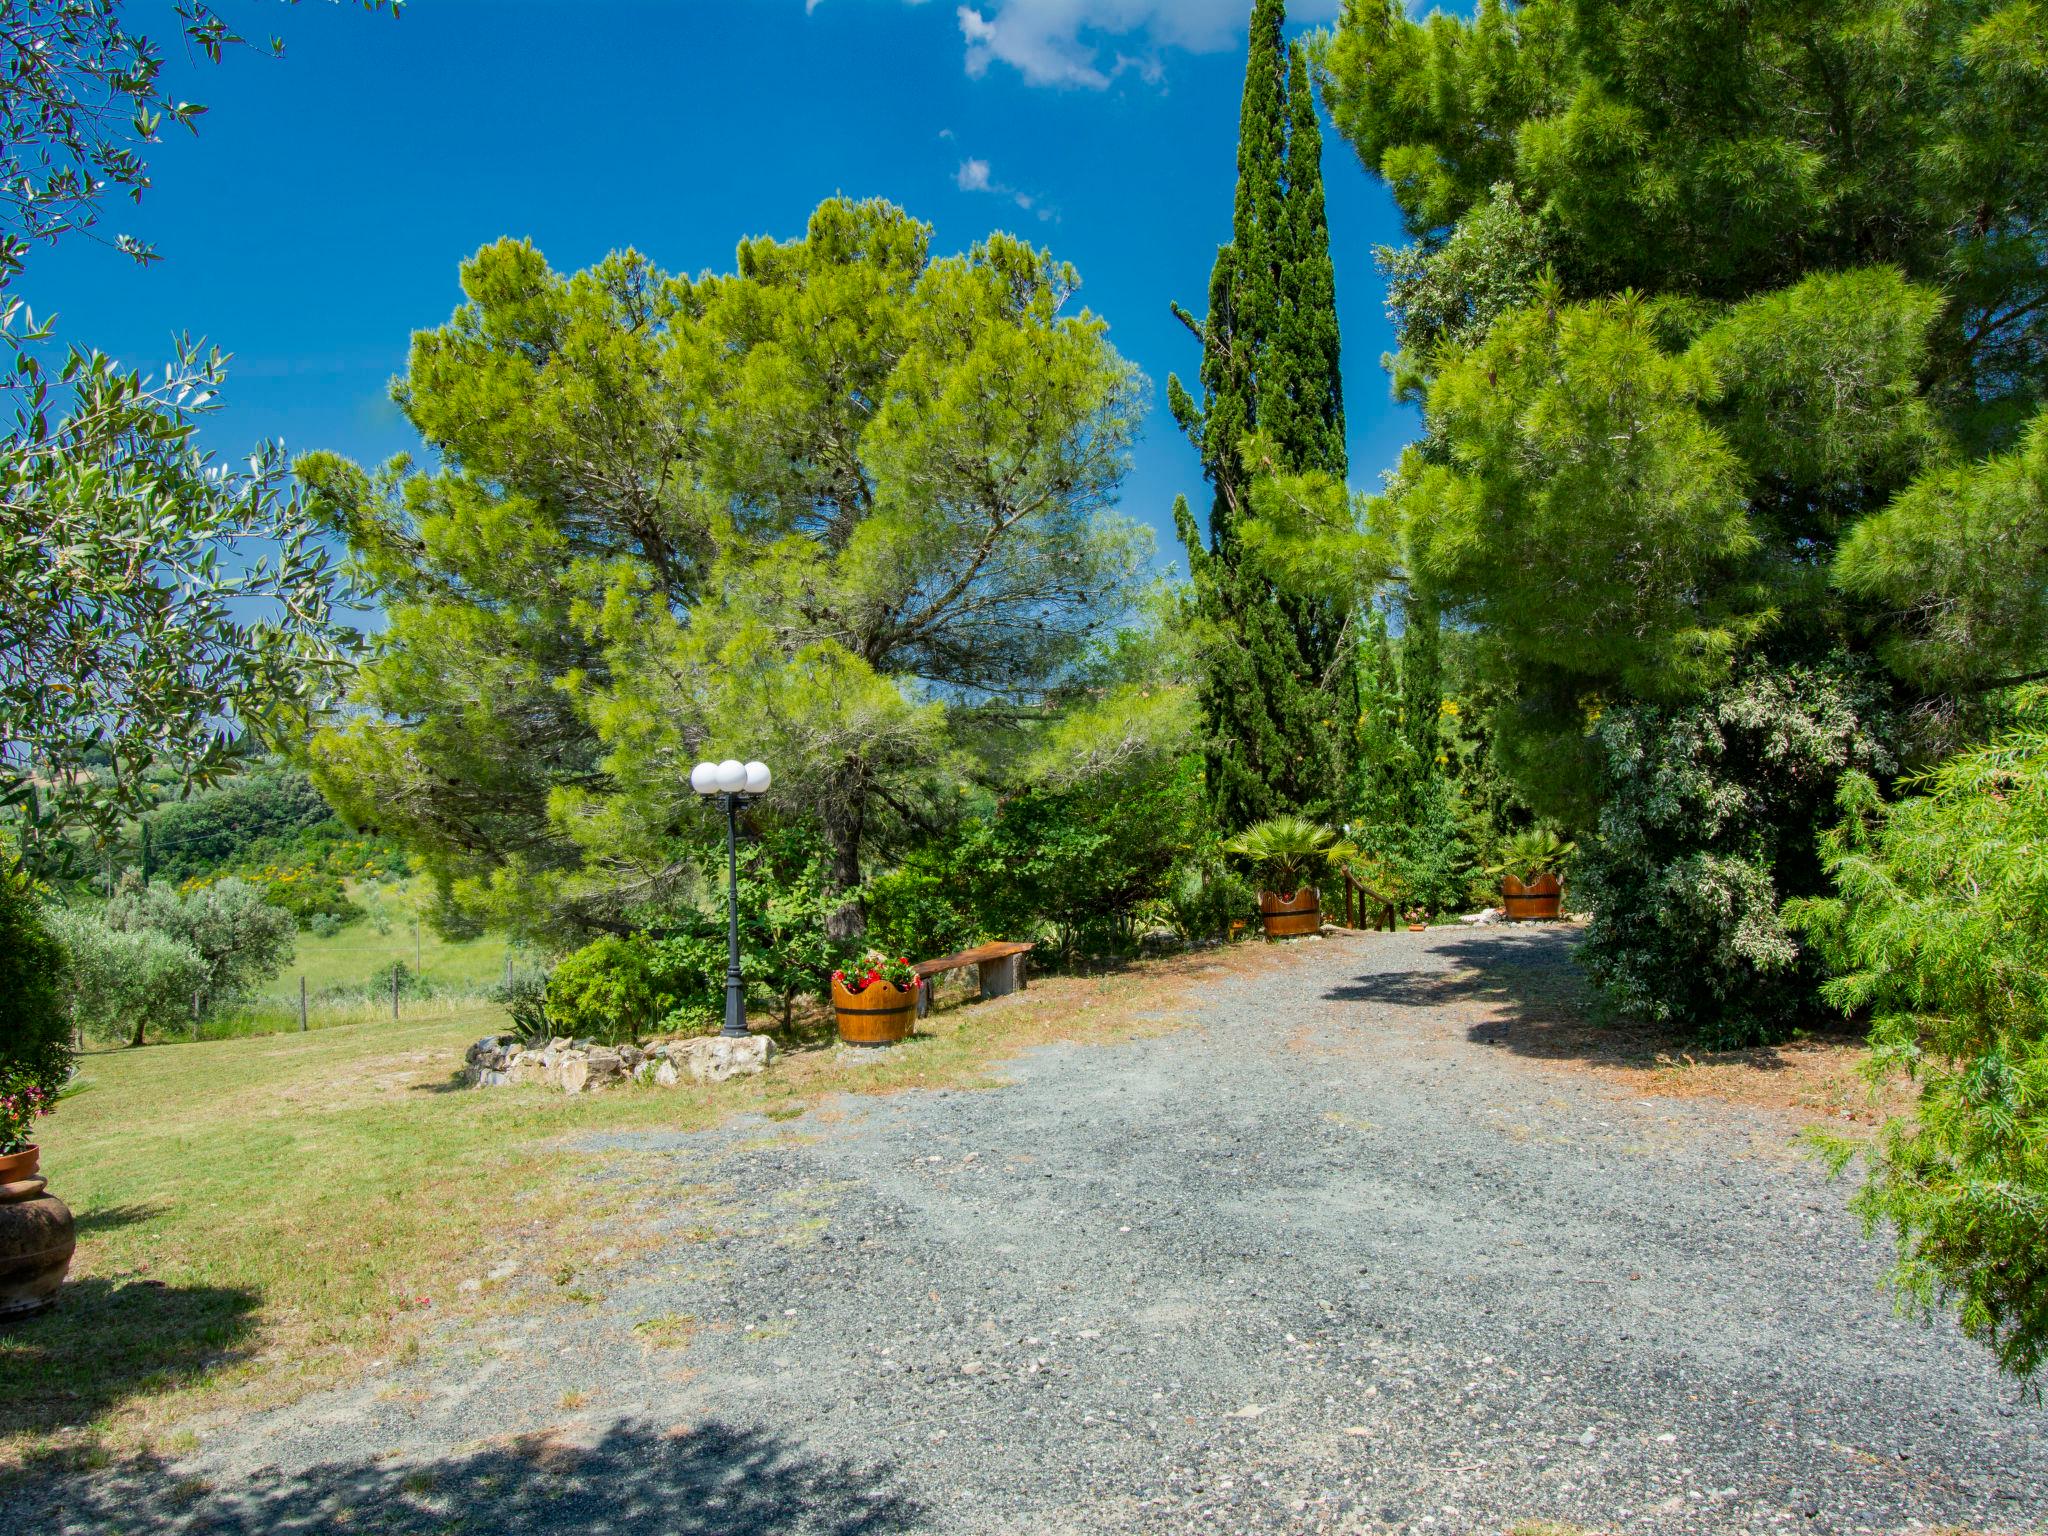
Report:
202,879,521,1041
268,879,519,997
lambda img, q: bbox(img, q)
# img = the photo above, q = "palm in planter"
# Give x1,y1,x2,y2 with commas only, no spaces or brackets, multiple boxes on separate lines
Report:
1224,816,1358,939
1484,828,1575,920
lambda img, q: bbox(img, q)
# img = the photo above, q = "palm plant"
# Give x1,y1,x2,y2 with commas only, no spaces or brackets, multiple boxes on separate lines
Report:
1223,815,1358,895
1484,827,1576,883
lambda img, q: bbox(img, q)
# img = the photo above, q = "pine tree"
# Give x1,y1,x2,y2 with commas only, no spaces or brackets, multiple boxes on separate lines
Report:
1169,0,1352,831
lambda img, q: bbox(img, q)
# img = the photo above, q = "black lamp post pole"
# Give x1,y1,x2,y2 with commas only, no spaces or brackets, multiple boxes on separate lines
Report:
721,791,748,1039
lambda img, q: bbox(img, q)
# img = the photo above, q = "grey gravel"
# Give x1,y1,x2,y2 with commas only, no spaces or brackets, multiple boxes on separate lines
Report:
14,927,2048,1534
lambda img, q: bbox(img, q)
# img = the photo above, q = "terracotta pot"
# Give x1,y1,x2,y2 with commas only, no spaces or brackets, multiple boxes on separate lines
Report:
1407,923,1429,932
1501,872,1563,921
832,975,916,1047
1258,887,1320,939
0,1147,73,1320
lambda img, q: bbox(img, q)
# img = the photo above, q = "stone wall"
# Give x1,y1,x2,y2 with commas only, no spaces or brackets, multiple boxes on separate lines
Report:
463,1034,773,1092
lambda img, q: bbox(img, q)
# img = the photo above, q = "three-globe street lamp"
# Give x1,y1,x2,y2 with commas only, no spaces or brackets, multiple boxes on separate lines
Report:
691,758,772,1039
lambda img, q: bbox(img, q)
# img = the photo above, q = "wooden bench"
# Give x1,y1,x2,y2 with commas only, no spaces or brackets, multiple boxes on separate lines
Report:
912,941,1035,1018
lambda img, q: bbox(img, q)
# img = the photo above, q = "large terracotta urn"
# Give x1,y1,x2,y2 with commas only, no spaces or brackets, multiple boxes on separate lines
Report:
1258,887,1320,939
0,1146,74,1320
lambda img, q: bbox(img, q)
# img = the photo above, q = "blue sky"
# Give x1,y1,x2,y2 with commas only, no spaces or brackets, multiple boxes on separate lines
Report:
33,0,1423,574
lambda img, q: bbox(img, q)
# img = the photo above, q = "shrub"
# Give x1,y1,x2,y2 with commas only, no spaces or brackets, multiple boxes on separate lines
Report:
1484,827,1575,883
1575,657,1894,1046
143,765,338,884
865,864,986,961
243,863,362,928
874,758,1208,967
1164,862,1257,944
1792,698,2048,1383
0,861,70,1097
545,935,678,1045
366,959,435,1002
44,908,207,1048
492,967,553,1045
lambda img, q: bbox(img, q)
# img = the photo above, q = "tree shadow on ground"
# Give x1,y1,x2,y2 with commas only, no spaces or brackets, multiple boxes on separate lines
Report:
68,1203,164,1237
21,1419,926,1535
1324,926,1862,1077
0,1276,260,1442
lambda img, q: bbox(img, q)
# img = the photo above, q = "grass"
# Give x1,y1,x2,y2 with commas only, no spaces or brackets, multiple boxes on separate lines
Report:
182,878,520,1043
3,943,1276,1474
272,880,518,997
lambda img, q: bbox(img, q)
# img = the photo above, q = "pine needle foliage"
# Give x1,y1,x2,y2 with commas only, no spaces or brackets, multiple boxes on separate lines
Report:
1169,1,1354,831
1793,696,2048,1383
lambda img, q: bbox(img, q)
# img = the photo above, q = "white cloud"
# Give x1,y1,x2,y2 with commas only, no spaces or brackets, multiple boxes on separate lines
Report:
953,1,1338,89
954,154,1057,222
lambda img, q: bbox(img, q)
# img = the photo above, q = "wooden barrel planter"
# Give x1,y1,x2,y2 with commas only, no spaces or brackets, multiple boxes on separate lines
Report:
0,1147,74,1321
832,975,917,1047
1258,888,1320,939
1501,872,1563,921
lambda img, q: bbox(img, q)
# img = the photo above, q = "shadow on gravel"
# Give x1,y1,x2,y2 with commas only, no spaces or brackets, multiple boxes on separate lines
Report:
24,1420,925,1535
0,1276,260,1443
1328,927,1869,1077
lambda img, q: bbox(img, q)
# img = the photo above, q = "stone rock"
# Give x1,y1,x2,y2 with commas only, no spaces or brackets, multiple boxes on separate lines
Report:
467,1031,769,1092
683,1035,774,1084
466,1034,515,1066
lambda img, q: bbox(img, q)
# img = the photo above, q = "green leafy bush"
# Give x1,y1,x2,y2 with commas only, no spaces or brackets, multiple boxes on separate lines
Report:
1792,698,2048,1382
44,908,207,1048
868,758,1207,967
493,968,553,1046
545,935,678,1045
1164,862,1257,945
865,864,986,962
1575,658,1894,1046
143,766,339,884
0,861,70,1100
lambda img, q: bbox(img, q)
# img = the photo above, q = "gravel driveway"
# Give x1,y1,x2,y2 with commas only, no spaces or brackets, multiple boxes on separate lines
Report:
22,927,2048,1534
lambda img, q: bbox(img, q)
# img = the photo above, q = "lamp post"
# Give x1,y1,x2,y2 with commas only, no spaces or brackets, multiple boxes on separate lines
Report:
691,758,772,1039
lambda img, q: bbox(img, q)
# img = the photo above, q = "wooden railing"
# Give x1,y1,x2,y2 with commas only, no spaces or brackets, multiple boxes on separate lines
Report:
1337,866,1397,932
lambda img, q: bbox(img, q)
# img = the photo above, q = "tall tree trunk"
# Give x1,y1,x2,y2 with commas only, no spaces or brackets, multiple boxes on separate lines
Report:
821,761,867,942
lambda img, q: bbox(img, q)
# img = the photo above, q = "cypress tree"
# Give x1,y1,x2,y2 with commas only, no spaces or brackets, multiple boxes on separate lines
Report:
1169,0,1352,831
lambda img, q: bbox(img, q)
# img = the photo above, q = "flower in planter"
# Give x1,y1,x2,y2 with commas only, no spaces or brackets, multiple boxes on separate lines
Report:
0,1072,54,1156
833,952,923,995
